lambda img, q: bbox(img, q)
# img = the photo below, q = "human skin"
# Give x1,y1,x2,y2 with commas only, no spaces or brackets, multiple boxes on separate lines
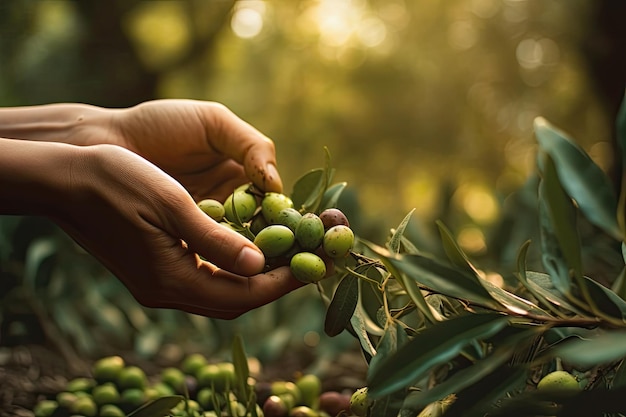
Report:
0,99,304,319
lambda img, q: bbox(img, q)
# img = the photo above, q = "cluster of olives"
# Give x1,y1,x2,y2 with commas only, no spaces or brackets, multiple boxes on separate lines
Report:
198,185,355,283
31,354,368,417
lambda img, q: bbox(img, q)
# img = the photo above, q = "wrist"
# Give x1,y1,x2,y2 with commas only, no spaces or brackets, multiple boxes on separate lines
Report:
0,137,86,217
0,103,117,146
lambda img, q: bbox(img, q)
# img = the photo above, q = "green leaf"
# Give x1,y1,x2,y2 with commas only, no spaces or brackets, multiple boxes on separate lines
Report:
319,181,347,211
388,209,416,254
127,395,184,417
324,273,359,337
290,168,328,213
404,326,539,409
534,117,622,241
582,275,626,320
367,313,509,398
350,306,378,359
232,333,251,402
480,278,549,317
365,241,439,323
538,152,583,279
290,148,335,213
368,321,409,381
492,386,626,417
370,391,405,417
384,252,501,310
436,220,476,274
612,265,626,301
550,330,626,368
526,271,585,315
443,365,528,417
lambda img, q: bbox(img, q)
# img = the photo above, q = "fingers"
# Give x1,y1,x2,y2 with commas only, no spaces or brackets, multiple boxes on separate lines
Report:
172,202,266,277
199,102,283,193
158,266,306,319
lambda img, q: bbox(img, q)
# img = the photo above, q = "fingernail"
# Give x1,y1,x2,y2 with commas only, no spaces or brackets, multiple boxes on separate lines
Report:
265,163,282,192
236,246,265,275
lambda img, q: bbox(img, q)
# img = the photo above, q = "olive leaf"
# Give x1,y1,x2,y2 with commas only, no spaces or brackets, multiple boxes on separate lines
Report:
365,241,439,323
383,251,502,311
319,181,347,211
403,326,541,409
367,313,510,399
290,148,335,213
534,117,622,241
350,306,378,360
443,365,530,417
324,272,359,337
127,395,184,417
232,333,251,404
368,320,409,381
550,329,626,368
388,209,416,254
436,220,477,274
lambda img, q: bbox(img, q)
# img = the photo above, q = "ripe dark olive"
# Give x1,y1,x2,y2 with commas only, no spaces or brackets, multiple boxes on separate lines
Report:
319,208,350,229
319,391,351,416
263,395,290,417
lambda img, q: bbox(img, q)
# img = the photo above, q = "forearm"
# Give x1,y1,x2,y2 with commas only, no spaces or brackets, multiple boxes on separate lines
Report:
0,137,82,216
0,103,116,146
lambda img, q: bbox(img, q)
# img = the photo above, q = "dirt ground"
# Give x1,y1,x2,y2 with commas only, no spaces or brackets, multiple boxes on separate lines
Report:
0,341,368,417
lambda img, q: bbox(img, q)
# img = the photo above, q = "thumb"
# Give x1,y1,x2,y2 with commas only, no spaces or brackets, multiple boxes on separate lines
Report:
175,203,266,276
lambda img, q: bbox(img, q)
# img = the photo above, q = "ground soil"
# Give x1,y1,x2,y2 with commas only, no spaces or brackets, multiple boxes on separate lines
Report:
0,341,368,417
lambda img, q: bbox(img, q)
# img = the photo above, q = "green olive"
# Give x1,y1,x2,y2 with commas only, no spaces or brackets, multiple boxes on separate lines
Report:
295,213,325,251
262,192,294,224
70,395,97,417
99,404,126,417
276,207,303,232
117,366,148,390
198,199,226,222
537,370,580,391
295,374,322,408
224,190,258,223
33,400,58,417
290,252,326,283
120,388,146,407
322,225,354,258
181,353,208,376
349,387,370,417
160,367,186,393
254,225,295,258
92,382,120,406
92,355,125,384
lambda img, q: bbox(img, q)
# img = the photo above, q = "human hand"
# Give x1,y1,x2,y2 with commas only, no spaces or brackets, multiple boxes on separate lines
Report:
108,99,283,202
54,143,303,319
0,99,305,318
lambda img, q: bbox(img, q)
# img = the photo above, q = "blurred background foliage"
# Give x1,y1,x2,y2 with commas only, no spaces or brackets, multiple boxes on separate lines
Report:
0,0,625,366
